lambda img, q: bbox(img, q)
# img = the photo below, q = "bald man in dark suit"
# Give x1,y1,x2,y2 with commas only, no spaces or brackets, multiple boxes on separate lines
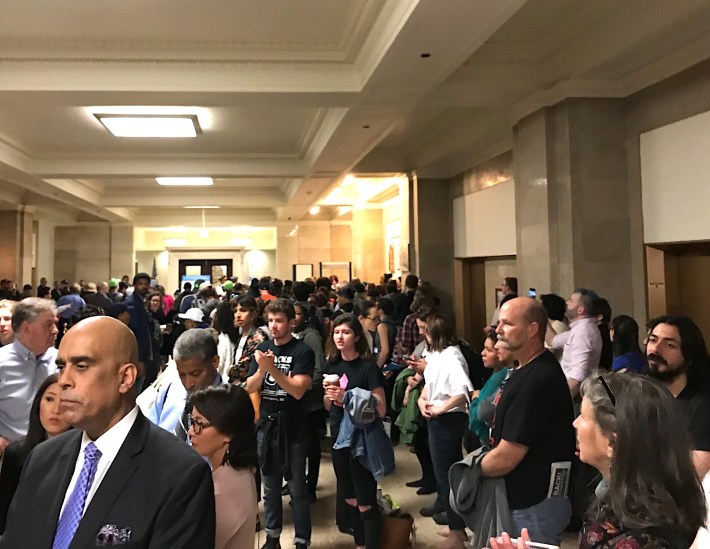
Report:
1,316,215,549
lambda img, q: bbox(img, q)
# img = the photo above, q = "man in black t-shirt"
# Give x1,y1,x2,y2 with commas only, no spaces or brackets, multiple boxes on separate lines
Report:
646,315,710,479
482,297,575,546
246,299,314,549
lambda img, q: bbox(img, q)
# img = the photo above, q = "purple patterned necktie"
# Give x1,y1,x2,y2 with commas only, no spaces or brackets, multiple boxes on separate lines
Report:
52,442,102,549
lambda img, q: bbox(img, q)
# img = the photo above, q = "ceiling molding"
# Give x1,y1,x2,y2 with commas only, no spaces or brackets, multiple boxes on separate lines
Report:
32,157,308,178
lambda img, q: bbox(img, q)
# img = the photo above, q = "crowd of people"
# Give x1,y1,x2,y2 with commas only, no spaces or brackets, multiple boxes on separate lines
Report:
0,271,708,549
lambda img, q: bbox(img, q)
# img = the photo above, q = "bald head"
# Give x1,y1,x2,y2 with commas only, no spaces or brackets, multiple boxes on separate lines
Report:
496,297,548,361
66,315,139,365
57,316,139,439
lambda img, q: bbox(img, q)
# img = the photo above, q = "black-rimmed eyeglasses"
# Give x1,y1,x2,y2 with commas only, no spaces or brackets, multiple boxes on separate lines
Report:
187,414,213,434
597,376,616,407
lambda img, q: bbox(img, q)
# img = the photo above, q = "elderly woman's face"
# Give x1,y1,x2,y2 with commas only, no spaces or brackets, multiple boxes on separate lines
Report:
573,397,613,475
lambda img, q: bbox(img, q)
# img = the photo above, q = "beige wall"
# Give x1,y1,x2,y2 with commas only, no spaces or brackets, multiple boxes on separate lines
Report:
352,209,385,284
55,226,111,283
54,225,134,284
275,222,353,281
627,58,710,323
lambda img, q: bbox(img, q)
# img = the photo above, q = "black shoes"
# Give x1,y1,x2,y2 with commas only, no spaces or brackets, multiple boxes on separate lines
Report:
406,478,425,488
416,485,437,495
433,511,449,525
261,537,281,549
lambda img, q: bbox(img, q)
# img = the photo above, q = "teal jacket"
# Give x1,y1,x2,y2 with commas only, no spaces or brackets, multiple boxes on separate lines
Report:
468,367,510,446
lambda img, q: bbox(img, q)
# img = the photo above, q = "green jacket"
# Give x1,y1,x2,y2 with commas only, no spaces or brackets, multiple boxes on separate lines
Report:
392,368,421,445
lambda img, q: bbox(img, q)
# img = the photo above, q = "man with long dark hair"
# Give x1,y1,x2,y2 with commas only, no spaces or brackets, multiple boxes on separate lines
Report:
646,315,710,478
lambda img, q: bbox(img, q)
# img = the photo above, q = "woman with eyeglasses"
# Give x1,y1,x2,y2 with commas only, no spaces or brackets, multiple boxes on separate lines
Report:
0,374,71,534
188,384,258,549
490,373,706,549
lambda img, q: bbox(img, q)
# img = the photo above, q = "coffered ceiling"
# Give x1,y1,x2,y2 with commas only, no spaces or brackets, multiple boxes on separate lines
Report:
0,0,709,230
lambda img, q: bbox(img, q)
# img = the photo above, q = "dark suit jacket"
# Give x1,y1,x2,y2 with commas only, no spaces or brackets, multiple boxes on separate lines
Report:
0,440,30,534
0,411,215,548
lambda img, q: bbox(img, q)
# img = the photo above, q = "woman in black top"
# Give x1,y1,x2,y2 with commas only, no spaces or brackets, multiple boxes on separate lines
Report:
323,314,386,549
0,373,71,533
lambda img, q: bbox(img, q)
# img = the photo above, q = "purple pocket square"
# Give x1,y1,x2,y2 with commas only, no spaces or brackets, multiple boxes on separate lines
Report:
96,524,132,546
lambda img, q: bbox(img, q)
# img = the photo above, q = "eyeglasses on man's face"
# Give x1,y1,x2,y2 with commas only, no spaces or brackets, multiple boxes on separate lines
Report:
187,414,213,434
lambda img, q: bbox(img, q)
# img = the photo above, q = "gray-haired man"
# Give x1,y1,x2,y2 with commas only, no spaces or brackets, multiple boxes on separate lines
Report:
0,298,59,452
146,329,222,439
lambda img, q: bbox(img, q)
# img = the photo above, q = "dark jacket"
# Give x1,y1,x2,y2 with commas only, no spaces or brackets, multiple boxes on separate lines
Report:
0,411,215,549
0,440,29,534
125,293,153,364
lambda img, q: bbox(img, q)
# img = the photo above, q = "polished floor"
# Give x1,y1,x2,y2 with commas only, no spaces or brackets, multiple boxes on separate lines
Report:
255,443,578,548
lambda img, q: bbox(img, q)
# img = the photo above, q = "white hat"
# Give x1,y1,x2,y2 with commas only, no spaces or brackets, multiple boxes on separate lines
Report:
198,281,212,291
178,308,204,323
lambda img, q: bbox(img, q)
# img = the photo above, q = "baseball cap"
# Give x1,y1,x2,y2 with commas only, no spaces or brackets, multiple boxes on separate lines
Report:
108,278,119,289
178,309,205,323
198,281,212,291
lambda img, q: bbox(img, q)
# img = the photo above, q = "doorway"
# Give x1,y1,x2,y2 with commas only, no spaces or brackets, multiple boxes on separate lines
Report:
453,258,486,350
178,259,233,286
646,242,710,337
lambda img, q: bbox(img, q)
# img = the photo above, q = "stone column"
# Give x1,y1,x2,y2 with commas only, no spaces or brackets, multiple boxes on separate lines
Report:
411,178,454,317
0,207,34,285
513,99,633,313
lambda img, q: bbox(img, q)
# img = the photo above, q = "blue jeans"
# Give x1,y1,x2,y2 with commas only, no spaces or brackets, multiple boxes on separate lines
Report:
257,429,312,545
510,497,571,546
427,412,467,531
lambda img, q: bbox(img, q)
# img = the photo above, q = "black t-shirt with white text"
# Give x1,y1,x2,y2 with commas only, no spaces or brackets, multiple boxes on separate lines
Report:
676,384,710,452
247,337,315,438
328,357,382,439
490,350,575,510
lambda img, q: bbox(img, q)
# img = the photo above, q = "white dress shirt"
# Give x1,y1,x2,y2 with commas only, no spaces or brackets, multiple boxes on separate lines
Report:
552,317,602,383
59,406,139,518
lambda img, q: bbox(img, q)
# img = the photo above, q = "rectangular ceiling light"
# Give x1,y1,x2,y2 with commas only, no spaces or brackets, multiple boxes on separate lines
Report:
183,205,220,209
156,177,213,186
95,114,201,137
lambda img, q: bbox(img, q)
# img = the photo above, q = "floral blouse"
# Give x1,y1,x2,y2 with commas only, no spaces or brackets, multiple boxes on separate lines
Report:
580,507,682,549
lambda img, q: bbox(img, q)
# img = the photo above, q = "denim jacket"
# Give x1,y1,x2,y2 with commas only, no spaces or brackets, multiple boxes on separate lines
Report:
333,388,395,480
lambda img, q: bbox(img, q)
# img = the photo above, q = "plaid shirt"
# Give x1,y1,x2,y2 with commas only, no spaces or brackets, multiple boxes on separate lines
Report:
392,313,421,365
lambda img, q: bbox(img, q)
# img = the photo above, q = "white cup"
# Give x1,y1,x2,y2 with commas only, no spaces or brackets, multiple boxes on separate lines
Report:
324,374,340,386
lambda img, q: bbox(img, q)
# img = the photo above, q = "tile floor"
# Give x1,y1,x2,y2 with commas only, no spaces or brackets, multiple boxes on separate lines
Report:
255,444,578,548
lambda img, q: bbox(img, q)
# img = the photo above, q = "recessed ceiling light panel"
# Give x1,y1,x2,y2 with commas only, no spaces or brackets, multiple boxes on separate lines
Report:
95,114,201,138
183,205,220,209
156,177,213,186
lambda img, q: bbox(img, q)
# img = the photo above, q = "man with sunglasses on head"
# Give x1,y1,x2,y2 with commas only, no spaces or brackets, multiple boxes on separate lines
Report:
646,315,710,479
